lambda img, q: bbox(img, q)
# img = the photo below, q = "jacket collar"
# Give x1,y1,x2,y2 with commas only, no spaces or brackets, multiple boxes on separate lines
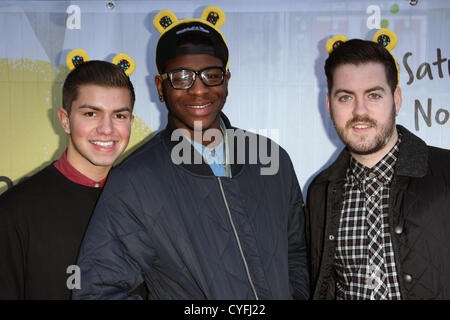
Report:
315,124,428,183
394,125,428,177
161,112,243,177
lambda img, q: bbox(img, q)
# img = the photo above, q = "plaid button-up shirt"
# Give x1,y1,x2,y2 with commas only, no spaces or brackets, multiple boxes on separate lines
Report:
334,136,402,300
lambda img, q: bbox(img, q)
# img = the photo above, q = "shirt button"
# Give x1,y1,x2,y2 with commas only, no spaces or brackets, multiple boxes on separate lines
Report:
370,196,376,201
94,183,99,188
369,172,376,179
404,274,413,283
394,225,403,234
329,235,335,241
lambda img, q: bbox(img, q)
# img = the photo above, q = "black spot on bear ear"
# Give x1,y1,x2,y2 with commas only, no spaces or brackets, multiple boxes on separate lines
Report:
377,34,391,47
112,54,136,76
205,11,219,25
153,10,179,34
159,16,173,29
326,35,348,54
66,49,89,70
372,29,398,52
201,6,226,29
333,40,345,50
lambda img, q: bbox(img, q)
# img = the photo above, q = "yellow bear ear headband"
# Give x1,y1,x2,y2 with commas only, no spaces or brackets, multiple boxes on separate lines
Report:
66,49,136,76
153,6,226,35
326,29,398,54
152,6,229,74
326,29,399,85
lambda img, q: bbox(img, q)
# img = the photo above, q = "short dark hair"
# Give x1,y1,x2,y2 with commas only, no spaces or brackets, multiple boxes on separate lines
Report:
324,39,398,94
62,60,135,114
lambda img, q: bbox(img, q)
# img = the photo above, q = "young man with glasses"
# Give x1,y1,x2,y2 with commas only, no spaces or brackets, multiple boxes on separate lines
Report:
73,7,309,300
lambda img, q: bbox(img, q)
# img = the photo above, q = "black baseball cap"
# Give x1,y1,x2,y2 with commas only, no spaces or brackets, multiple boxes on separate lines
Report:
153,7,229,74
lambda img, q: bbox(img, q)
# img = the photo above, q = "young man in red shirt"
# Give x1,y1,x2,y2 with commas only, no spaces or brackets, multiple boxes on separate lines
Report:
0,60,135,299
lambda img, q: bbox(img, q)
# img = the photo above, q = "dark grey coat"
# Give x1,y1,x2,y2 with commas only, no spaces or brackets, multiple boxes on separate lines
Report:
306,125,450,300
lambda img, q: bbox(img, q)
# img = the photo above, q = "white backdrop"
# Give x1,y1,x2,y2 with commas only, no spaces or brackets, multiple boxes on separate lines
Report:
0,0,449,196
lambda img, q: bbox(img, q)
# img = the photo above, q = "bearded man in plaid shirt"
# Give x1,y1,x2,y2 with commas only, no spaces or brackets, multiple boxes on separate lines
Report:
306,38,450,300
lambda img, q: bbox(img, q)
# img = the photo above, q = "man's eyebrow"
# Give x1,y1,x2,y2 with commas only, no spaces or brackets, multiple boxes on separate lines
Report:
333,86,386,97
77,104,100,111
333,89,354,97
112,107,132,113
364,86,385,93
78,105,132,113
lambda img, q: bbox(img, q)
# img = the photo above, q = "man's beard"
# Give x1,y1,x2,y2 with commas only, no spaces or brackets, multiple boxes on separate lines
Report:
330,103,396,155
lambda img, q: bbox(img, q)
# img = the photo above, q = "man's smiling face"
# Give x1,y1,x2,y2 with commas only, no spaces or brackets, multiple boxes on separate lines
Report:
155,54,230,137
327,62,401,157
59,84,133,177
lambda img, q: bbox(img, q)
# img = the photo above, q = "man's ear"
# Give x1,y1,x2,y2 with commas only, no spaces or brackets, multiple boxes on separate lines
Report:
225,70,231,84
393,86,402,116
326,92,331,115
57,108,70,134
154,75,164,102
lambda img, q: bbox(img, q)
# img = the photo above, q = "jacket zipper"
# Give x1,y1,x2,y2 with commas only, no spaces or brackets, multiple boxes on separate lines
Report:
217,177,259,300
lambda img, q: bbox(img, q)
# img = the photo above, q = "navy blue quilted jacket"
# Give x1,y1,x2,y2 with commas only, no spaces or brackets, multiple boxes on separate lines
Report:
73,114,310,300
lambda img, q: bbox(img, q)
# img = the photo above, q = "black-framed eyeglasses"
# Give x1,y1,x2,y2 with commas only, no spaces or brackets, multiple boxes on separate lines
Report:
161,66,227,90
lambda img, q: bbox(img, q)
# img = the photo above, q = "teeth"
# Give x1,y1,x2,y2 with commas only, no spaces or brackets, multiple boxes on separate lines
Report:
187,103,210,109
354,124,370,129
92,141,114,147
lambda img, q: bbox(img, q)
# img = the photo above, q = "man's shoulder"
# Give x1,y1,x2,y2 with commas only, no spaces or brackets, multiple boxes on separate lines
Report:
428,144,450,158
0,164,59,201
229,127,299,180
0,164,65,219
307,170,330,199
229,126,291,158
397,125,449,178
427,145,450,176
309,148,349,187
116,131,167,170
